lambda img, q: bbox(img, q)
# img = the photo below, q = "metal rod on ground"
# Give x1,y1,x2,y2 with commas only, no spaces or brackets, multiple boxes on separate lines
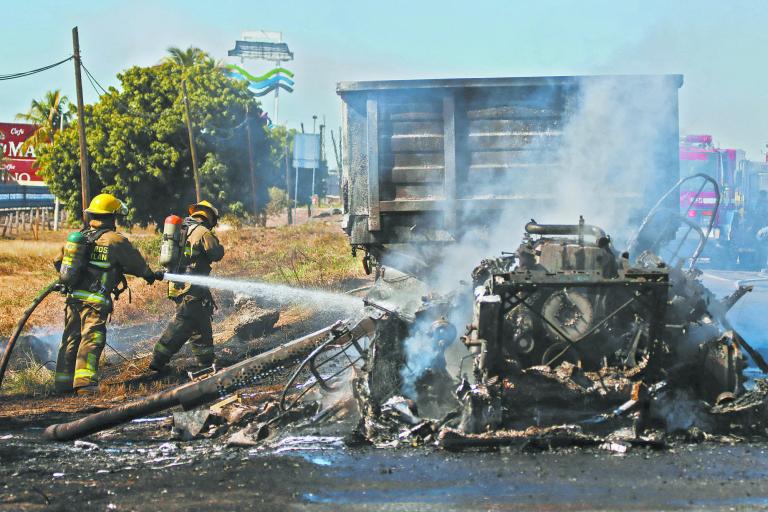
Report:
43,323,348,441
106,342,130,363
182,78,201,202
71,26,91,226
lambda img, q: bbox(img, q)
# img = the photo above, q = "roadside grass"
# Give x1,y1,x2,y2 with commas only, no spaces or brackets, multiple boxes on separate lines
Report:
219,221,366,288
1,220,365,381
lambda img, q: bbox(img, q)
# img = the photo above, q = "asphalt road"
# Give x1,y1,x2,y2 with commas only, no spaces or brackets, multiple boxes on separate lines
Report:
3,270,768,511
701,269,768,362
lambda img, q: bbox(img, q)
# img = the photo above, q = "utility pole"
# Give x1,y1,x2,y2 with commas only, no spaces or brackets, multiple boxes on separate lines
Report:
182,79,201,202
245,104,259,219
285,133,292,225
274,59,281,124
72,26,91,222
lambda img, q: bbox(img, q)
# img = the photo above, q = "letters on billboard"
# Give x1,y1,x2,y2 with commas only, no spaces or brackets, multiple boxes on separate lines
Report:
0,122,43,185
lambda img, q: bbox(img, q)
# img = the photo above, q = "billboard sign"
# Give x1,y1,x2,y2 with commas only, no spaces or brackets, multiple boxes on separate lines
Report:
0,122,43,186
293,133,321,169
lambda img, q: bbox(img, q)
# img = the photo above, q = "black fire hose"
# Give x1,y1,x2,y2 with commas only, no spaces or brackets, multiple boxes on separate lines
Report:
0,280,62,390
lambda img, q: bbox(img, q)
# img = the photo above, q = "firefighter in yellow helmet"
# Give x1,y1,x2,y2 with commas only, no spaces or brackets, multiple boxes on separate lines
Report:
53,193,163,395
150,200,224,371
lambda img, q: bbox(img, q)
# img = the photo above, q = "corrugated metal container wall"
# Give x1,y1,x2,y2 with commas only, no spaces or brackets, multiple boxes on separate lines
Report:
338,75,682,250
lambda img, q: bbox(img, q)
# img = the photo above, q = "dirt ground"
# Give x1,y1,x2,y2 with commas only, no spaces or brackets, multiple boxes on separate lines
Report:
3,412,768,511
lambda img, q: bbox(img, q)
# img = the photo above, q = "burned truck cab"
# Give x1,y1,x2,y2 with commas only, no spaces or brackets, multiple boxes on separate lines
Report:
465,219,670,383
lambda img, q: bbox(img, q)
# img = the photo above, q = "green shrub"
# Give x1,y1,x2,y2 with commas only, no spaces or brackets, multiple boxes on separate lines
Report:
266,187,290,217
133,233,162,260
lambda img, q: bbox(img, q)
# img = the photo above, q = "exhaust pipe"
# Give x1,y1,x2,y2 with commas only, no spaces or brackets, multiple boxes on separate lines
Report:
525,218,606,241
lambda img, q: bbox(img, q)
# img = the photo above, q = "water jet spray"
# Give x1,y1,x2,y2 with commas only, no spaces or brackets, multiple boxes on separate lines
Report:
163,274,363,313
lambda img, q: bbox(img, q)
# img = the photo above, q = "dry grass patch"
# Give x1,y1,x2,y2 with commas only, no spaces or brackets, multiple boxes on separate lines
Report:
219,222,366,289
3,355,54,396
1,221,365,338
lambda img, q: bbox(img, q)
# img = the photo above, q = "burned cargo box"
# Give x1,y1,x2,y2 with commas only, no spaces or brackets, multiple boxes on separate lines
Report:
465,219,670,376
337,75,682,273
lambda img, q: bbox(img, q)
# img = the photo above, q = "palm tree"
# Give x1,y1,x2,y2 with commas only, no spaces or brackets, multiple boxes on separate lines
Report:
164,46,213,68
16,89,70,148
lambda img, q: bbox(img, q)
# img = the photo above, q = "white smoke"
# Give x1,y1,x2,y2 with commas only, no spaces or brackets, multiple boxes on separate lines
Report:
400,323,444,398
397,75,679,397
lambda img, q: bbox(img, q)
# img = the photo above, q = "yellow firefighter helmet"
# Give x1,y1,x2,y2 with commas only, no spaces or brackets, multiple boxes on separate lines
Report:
85,193,128,216
188,200,219,226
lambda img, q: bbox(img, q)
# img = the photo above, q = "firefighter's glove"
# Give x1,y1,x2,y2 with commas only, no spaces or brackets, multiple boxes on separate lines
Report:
143,270,164,285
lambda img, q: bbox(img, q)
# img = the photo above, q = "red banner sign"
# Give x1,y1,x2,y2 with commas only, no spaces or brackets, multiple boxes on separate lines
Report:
0,122,43,185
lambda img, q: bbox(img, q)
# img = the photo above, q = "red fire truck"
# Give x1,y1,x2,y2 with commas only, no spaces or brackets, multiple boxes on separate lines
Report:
679,134,768,269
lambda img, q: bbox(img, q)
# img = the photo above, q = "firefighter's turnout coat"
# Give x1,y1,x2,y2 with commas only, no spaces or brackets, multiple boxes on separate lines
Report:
152,217,224,367
53,219,153,391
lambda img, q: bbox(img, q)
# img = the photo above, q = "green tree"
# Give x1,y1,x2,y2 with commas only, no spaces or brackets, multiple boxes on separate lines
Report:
16,89,71,148
37,52,290,227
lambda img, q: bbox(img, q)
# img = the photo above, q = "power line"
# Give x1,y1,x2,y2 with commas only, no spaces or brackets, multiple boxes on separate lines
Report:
80,62,109,96
80,61,157,123
82,65,104,98
0,56,73,81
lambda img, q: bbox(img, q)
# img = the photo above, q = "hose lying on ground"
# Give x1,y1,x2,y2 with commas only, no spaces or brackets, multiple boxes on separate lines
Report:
0,280,61,389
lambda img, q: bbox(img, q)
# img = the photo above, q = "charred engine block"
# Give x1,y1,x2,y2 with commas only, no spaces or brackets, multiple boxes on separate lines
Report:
464,219,670,380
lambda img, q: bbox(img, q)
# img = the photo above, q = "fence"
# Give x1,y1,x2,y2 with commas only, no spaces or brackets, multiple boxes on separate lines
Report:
0,207,68,238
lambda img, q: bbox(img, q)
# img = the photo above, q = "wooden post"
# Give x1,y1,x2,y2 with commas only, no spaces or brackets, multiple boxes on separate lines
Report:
53,198,60,230
245,105,259,218
72,27,91,225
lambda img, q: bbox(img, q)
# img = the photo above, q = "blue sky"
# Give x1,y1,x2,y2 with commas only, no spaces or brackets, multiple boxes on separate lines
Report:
1,0,766,157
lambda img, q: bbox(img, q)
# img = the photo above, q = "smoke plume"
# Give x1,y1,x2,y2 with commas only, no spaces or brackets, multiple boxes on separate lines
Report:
397,75,679,397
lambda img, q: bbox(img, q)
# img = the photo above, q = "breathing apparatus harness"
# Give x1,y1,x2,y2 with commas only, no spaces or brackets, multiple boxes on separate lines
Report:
60,226,131,304
160,215,215,308
160,215,203,275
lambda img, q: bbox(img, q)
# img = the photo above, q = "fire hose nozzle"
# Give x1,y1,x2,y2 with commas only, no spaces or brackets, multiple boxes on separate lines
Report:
154,270,166,282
